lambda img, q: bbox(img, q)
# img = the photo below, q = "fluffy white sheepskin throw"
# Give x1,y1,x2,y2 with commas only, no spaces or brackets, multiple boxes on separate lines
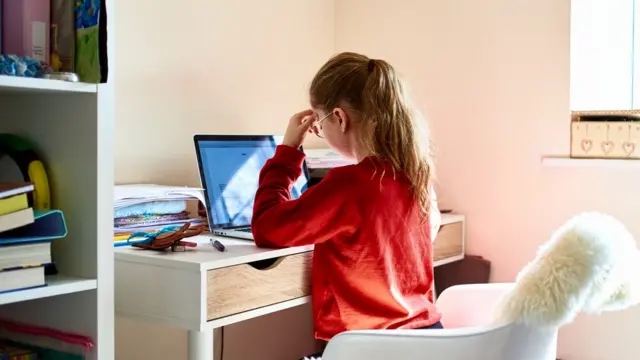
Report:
495,212,640,328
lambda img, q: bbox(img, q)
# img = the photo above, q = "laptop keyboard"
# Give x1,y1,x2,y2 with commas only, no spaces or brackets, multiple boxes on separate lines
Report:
237,228,252,233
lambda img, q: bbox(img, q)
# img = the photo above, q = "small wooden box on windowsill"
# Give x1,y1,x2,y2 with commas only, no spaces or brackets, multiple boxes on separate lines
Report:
570,110,640,159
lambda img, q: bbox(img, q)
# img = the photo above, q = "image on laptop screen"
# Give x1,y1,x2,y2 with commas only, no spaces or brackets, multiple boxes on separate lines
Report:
196,136,309,228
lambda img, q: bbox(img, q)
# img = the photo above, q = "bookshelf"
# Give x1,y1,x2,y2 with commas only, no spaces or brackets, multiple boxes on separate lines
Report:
0,1,115,359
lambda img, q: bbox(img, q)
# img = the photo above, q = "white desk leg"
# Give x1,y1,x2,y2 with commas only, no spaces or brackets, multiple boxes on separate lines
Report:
188,329,214,360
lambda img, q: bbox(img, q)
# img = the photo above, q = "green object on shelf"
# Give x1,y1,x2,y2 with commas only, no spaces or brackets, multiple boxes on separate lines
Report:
1,341,85,360
75,0,107,84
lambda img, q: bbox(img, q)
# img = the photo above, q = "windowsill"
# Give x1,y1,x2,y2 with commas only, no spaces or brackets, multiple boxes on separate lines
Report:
542,156,640,168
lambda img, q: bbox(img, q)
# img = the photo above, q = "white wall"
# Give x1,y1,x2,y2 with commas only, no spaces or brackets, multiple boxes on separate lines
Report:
114,1,333,359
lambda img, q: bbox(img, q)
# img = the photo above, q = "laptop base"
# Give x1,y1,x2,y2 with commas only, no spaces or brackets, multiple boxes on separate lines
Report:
212,229,254,240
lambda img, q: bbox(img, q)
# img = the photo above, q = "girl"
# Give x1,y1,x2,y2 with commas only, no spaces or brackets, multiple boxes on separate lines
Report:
252,52,443,357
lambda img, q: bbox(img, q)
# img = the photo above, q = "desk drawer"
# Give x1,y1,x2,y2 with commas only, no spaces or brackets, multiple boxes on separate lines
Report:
206,251,313,320
434,222,464,261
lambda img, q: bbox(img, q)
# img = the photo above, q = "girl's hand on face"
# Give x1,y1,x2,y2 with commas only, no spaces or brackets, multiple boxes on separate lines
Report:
282,109,316,148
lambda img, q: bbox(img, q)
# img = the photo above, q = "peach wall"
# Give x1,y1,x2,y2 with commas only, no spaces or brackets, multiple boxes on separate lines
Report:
115,0,640,359
336,0,640,359
115,0,330,185
114,0,332,359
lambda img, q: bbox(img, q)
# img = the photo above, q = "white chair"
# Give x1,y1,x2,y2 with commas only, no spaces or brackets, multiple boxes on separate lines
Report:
321,212,640,360
321,283,557,360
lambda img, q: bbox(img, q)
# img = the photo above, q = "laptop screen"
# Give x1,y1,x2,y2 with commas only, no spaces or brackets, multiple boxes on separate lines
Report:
195,135,309,229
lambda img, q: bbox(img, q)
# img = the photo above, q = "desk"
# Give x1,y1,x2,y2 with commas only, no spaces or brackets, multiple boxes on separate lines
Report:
115,213,465,360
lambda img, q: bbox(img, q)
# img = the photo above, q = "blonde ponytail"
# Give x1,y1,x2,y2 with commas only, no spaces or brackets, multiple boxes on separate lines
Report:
310,52,434,217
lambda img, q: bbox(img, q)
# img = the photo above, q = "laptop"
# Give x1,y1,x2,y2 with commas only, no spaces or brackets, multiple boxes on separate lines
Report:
194,135,310,240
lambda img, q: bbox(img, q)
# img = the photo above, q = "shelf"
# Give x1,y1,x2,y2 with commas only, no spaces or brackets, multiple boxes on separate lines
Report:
0,275,97,306
0,75,97,94
542,156,640,168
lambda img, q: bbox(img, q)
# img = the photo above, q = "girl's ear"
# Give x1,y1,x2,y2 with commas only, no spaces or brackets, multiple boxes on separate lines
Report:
333,107,350,133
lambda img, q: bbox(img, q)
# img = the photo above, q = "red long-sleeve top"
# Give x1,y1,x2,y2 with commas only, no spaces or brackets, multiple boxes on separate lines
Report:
252,145,442,340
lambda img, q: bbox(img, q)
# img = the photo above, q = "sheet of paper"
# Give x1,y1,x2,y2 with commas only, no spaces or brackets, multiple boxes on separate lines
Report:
113,184,205,209
304,148,356,168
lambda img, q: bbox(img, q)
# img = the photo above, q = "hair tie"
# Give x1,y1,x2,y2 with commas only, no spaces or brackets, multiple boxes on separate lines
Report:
367,59,375,73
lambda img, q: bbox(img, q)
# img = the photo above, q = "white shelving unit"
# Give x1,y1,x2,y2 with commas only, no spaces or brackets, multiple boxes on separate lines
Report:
0,1,115,358
0,76,98,94
0,276,98,306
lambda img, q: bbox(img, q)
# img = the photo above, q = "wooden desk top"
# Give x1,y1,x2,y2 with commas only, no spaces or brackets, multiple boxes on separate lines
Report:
114,213,465,272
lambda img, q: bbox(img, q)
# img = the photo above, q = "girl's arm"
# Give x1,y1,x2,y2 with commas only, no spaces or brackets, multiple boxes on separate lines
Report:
251,145,359,248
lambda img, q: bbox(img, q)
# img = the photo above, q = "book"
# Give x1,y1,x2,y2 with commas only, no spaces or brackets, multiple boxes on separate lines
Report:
1,0,51,63
0,182,34,200
0,183,33,219
0,208,34,234
0,266,45,294
0,242,51,270
0,194,28,216
0,341,38,359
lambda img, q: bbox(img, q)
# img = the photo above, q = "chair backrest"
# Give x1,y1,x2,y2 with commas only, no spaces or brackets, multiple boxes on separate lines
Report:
322,323,558,360
323,283,558,360
436,283,514,328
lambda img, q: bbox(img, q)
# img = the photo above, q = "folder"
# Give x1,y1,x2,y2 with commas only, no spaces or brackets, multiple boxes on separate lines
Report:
0,210,67,245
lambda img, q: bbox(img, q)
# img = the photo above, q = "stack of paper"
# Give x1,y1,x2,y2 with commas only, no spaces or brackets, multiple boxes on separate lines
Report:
113,184,208,239
304,148,356,169
114,184,206,209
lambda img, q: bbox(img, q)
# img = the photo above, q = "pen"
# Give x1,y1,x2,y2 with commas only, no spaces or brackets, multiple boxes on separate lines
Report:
210,239,226,252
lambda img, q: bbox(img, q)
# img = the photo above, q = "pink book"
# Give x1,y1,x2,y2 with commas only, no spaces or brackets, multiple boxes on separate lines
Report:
1,0,50,63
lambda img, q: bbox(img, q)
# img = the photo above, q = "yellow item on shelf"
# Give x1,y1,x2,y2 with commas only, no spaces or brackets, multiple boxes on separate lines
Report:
0,134,51,211
28,160,50,210
0,194,28,216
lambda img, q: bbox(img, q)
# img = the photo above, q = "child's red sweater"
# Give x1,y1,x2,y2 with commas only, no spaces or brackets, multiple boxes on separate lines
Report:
252,145,442,341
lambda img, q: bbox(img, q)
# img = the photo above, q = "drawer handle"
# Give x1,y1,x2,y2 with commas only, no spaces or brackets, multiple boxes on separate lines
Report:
247,257,285,270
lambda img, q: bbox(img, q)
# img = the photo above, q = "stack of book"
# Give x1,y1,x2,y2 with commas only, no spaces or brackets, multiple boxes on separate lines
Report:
0,182,48,295
0,340,38,359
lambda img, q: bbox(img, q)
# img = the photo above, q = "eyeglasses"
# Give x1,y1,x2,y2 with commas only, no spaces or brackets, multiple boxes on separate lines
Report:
312,113,332,139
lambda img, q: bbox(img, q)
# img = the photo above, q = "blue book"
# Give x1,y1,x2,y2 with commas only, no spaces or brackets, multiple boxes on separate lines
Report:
0,209,67,245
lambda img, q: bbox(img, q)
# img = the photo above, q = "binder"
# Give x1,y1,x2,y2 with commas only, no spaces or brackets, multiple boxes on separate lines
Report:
0,210,67,245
